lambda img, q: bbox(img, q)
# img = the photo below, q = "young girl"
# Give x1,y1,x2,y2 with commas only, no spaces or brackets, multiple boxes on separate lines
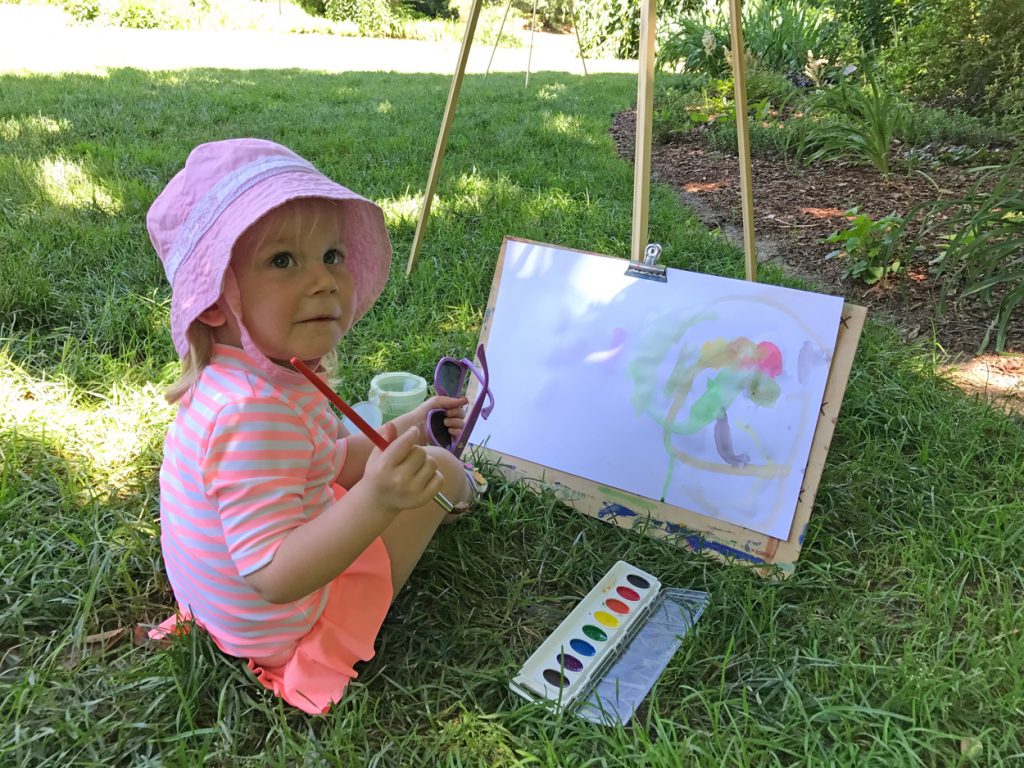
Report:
146,138,475,714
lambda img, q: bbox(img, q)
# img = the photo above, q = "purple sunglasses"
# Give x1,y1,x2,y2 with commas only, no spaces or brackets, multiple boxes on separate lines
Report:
427,343,494,458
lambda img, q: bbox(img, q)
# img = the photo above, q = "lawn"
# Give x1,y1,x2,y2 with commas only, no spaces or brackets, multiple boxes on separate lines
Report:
1,66,1022,765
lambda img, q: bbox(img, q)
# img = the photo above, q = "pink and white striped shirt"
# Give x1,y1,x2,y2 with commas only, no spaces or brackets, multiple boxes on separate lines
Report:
159,344,348,664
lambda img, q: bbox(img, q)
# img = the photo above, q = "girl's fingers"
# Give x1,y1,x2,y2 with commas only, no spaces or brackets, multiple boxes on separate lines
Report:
385,426,420,456
375,420,398,449
421,468,444,501
400,444,428,476
432,395,468,411
414,457,439,489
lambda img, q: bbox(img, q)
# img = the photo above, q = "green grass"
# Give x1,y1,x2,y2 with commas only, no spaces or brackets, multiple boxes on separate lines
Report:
1,65,1022,766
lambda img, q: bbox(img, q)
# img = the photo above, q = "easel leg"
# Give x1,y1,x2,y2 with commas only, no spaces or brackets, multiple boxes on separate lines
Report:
406,0,484,276
486,0,514,77
728,0,757,282
570,0,588,76
630,0,656,265
525,0,537,88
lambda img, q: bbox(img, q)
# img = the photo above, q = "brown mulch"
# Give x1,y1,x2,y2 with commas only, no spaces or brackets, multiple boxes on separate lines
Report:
611,110,1024,415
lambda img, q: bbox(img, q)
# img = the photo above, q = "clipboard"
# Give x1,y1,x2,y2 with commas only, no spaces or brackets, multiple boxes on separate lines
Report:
472,236,866,578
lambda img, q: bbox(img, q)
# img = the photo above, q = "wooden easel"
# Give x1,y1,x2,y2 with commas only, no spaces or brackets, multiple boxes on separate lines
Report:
475,237,865,577
405,0,759,282
484,0,589,83
408,1,866,577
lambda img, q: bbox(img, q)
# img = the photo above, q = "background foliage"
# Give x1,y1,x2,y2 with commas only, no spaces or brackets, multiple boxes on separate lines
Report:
880,0,1024,118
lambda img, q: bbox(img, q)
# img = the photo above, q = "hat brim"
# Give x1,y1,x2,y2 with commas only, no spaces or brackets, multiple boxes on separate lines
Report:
169,171,391,358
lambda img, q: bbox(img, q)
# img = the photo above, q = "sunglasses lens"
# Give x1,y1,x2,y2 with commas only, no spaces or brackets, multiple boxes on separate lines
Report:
429,409,450,446
436,362,463,397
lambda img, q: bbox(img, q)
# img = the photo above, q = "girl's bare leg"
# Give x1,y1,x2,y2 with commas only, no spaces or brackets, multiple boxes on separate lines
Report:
379,447,470,598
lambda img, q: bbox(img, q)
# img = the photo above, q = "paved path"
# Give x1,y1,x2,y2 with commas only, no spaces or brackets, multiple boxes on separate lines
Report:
0,5,637,76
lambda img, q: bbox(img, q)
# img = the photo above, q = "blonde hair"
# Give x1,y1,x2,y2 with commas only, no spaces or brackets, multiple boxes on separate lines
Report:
164,321,214,404
164,198,345,404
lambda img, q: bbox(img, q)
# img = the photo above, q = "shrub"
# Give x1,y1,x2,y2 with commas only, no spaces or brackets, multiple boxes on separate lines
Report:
293,0,327,16
831,0,911,52
63,0,189,28
896,106,1020,151
61,0,329,32
110,0,171,28
575,0,698,60
651,80,710,143
902,151,1024,352
741,0,848,75
402,0,457,21
881,0,1024,117
324,0,404,36
62,0,102,21
509,0,570,31
656,4,731,78
986,44,1024,119
745,67,799,105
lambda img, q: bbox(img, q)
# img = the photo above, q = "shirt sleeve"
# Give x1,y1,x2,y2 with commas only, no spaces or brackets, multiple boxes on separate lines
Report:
202,397,314,577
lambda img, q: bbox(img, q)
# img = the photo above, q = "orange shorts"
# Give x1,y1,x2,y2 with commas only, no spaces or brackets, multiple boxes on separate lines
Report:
247,535,393,713
151,536,393,714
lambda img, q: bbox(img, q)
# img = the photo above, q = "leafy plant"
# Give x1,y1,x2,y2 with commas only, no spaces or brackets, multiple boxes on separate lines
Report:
656,7,732,78
657,0,850,77
652,72,790,151
742,0,848,74
800,76,910,175
902,151,1024,352
705,97,786,153
651,83,709,143
896,105,1020,151
509,0,572,31
745,66,799,106
822,207,904,284
985,43,1024,119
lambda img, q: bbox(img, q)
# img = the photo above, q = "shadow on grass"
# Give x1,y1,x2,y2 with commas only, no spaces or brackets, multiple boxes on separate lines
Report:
0,68,685,389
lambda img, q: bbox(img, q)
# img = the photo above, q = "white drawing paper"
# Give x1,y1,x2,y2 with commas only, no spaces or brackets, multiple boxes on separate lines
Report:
475,240,844,540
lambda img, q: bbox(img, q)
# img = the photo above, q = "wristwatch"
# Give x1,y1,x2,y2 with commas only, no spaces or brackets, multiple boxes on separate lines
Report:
449,464,489,517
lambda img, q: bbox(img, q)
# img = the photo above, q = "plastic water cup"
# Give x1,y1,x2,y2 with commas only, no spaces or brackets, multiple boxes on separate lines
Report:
340,400,383,435
368,371,427,422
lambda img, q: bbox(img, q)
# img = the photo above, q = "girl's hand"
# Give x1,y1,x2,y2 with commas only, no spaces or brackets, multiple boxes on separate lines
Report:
390,395,468,445
426,394,467,439
362,422,443,513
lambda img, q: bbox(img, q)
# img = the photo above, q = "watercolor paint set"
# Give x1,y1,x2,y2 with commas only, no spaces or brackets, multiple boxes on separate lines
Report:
510,560,709,725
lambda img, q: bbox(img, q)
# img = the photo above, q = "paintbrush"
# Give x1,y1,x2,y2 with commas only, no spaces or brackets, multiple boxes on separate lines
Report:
289,357,455,514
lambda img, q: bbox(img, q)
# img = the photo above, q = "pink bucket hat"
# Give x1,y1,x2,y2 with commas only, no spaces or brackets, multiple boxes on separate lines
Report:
148,138,392,359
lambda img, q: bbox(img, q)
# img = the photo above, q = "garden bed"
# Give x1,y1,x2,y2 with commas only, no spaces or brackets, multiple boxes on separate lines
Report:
611,109,1024,415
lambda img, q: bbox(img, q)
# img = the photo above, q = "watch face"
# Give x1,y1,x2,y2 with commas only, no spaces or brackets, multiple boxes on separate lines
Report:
469,469,488,493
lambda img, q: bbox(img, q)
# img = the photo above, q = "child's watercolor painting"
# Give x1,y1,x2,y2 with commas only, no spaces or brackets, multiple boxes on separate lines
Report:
476,239,845,540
